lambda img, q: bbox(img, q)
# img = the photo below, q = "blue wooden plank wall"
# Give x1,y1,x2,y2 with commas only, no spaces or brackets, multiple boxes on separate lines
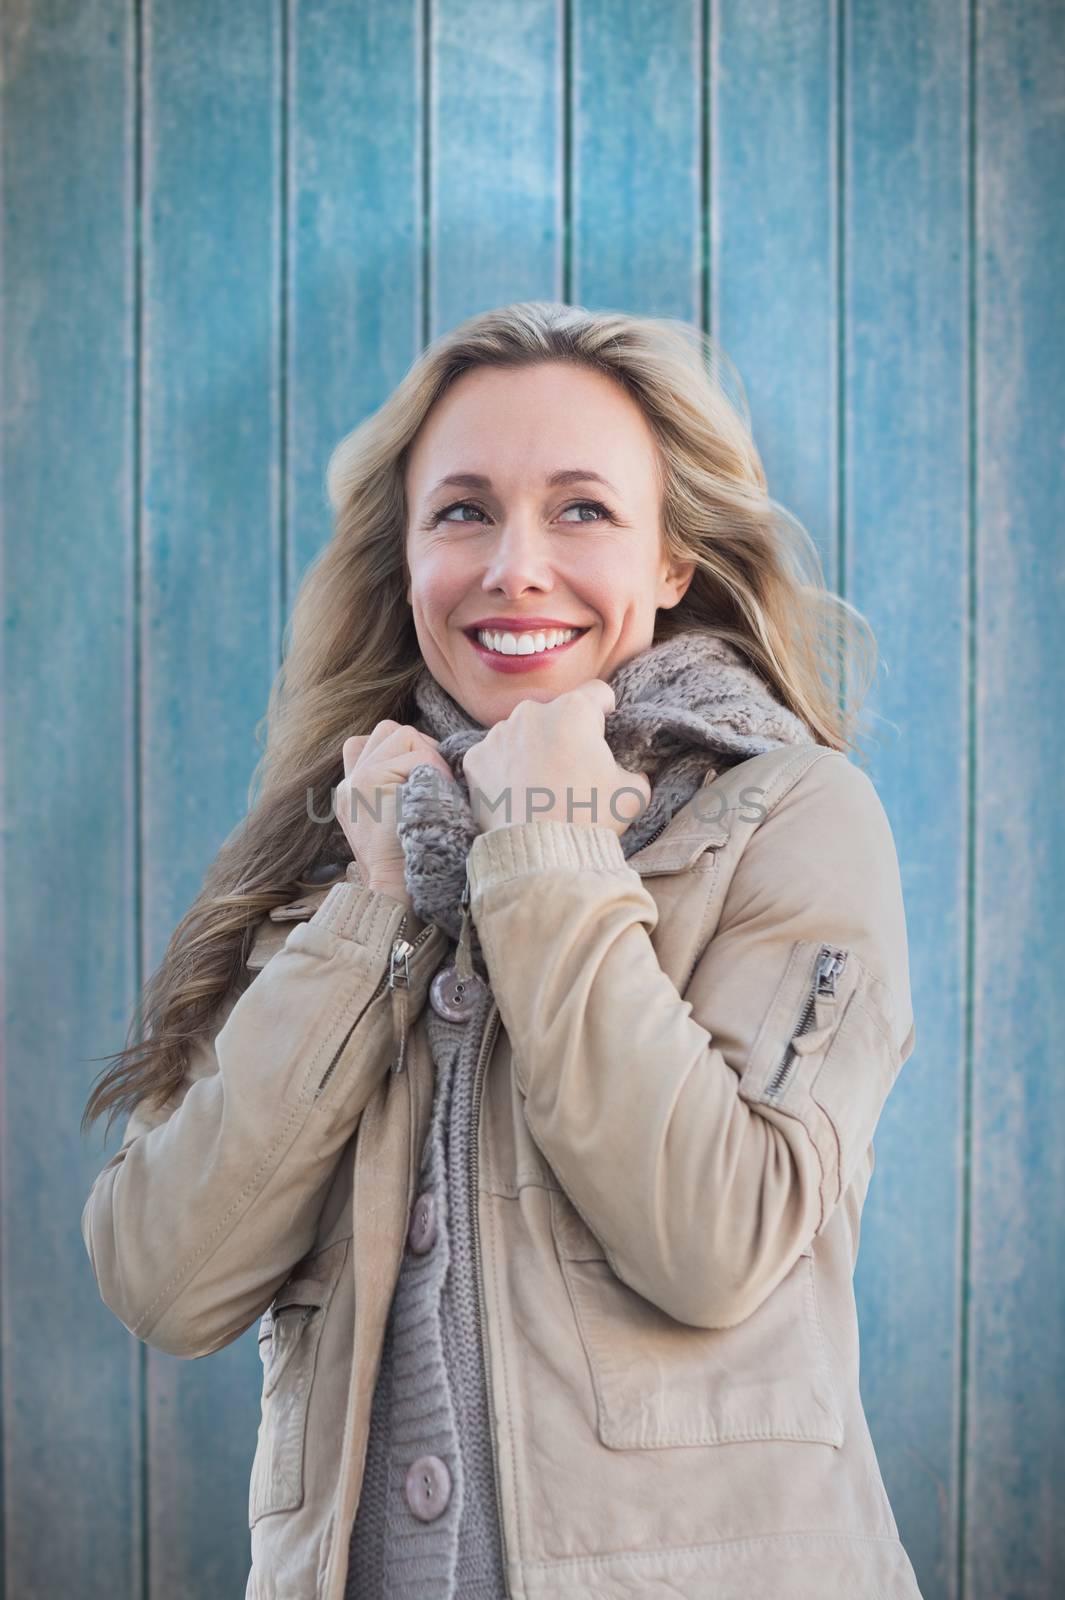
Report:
2,2,1062,1596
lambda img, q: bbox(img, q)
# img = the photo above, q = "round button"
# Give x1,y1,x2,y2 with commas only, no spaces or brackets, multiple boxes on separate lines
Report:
408,1191,437,1254
429,963,486,1023
405,1453,451,1522
301,858,344,885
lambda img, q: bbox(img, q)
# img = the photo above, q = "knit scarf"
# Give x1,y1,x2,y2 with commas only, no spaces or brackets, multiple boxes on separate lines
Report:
393,627,816,971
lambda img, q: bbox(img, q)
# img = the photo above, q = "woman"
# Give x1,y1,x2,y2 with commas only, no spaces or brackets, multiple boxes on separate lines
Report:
81,301,923,1600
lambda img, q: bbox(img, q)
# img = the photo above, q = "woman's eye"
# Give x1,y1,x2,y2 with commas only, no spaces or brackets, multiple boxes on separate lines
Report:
559,500,612,523
432,501,488,524
430,499,612,526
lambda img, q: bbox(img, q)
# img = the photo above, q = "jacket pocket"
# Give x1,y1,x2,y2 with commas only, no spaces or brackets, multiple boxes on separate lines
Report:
738,939,903,1226
248,1236,350,1527
548,1191,844,1451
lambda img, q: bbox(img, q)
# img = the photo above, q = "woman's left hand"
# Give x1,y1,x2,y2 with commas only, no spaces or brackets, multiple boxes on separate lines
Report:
461,680,651,840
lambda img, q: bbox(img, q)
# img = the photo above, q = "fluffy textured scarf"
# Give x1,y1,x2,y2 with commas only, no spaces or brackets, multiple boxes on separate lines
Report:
394,627,816,974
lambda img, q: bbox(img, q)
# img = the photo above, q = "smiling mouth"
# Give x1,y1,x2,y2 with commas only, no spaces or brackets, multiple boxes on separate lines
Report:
464,624,590,659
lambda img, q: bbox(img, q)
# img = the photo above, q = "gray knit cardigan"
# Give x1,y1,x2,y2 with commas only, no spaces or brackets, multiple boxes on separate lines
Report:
344,969,505,1599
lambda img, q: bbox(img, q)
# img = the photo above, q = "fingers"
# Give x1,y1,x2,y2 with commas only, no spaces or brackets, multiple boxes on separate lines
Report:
344,722,441,777
577,679,616,718
542,677,614,729
357,719,402,760
342,735,370,778
335,747,427,830
341,732,453,796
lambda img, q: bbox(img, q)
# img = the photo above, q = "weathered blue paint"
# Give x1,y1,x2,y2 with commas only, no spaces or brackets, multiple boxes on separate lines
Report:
2,4,141,1598
2,2,1061,1597
137,4,285,1597
968,4,1065,1597
844,4,971,1595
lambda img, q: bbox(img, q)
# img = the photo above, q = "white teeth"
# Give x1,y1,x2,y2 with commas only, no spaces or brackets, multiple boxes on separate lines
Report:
475,626,581,656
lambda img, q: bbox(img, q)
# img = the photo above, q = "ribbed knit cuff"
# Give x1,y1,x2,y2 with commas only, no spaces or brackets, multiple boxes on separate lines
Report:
466,820,628,895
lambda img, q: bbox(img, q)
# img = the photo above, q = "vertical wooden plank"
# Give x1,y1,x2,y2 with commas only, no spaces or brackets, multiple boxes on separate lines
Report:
1,3,139,1596
845,5,969,1597
970,3,1065,1596
717,0,957,1589
140,1,281,1593
288,0,422,589
714,0,838,578
573,0,702,318
430,0,561,331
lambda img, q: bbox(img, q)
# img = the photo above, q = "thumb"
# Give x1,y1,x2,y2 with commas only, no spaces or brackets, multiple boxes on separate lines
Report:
613,763,651,826
578,678,616,721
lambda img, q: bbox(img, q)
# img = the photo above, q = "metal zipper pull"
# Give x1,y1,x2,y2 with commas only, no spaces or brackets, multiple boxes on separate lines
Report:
764,945,849,1099
314,918,421,1098
388,935,414,1075
816,948,847,996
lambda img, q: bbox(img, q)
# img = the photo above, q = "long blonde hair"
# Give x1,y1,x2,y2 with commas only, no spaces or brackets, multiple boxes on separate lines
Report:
82,299,877,1142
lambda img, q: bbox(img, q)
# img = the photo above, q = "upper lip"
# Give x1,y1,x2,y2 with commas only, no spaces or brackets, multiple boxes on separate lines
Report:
464,617,590,634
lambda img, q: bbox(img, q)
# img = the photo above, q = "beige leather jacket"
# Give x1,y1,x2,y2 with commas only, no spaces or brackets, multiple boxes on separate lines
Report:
82,743,924,1599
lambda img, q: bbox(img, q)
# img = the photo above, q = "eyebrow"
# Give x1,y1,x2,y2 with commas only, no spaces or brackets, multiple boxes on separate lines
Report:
426,468,620,499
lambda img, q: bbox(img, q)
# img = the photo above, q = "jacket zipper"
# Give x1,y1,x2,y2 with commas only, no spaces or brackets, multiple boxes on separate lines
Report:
468,998,508,1579
313,914,436,1098
639,815,669,848
449,861,509,1572
763,945,848,1100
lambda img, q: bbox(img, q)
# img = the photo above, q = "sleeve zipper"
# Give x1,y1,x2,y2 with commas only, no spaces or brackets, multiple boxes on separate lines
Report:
763,945,848,1100
387,933,414,1076
389,916,438,1075
313,913,437,1098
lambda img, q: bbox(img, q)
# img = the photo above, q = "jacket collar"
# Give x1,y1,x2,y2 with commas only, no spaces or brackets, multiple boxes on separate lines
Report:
627,767,731,876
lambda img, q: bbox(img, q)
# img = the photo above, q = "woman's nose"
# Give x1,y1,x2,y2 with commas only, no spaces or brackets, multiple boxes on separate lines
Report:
479,519,555,595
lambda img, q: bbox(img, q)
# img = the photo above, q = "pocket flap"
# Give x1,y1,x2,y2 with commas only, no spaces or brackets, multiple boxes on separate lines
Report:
272,1237,349,1313
631,819,730,877
257,1239,349,1396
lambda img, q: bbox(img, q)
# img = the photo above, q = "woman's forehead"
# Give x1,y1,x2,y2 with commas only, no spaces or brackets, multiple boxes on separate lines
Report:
405,364,656,495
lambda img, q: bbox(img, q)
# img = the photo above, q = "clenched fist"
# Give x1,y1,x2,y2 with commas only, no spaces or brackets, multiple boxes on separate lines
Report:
336,721,453,908
460,680,651,839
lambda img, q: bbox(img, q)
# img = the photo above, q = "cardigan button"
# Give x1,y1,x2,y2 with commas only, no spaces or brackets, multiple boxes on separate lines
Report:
408,1191,437,1254
429,963,485,1023
405,1453,452,1522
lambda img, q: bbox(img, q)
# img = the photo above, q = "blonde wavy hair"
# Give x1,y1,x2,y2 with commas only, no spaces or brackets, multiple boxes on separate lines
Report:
82,298,877,1142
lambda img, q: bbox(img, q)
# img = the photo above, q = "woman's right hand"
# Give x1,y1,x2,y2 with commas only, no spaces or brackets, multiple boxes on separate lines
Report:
336,721,453,905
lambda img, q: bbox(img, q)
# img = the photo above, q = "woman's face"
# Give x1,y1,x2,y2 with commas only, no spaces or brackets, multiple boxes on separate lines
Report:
403,360,695,727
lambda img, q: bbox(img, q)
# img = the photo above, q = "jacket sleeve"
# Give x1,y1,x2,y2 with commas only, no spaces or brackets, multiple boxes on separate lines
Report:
465,749,916,1330
81,872,445,1360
